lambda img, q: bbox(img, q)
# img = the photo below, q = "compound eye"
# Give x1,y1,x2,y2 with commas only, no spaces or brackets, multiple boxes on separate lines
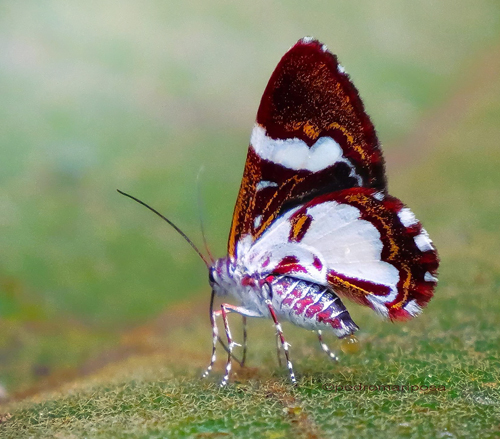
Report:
208,268,216,285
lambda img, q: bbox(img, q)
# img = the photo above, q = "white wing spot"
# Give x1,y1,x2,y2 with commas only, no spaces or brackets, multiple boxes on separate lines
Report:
403,299,422,317
424,271,438,283
414,229,434,252
254,215,262,229
398,208,418,228
366,295,389,318
251,124,361,183
301,36,314,43
256,180,278,191
337,64,346,74
373,191,385,201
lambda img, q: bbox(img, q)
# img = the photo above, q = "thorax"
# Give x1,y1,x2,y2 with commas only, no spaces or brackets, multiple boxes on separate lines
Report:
209,256,270,315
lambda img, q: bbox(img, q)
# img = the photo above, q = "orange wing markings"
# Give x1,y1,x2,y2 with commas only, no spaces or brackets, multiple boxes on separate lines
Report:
327,273,372,300
228,155,261,257
328,261,414,310
289,213,312,243
345,192,399,260
391,265,413,310
302,121,321,140
253,174,305,240
329,263,416,315
326,122,368,163
282,120,320,140
280,60,372,167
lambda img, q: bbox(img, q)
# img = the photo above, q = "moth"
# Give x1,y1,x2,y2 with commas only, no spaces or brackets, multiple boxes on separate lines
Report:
120,37,439,387
203,37,439,386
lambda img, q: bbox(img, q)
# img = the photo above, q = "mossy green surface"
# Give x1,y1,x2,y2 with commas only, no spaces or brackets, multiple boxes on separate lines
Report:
1,1,500,437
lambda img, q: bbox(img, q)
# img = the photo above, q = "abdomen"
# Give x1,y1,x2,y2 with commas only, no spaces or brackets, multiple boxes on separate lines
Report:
269,275,358,338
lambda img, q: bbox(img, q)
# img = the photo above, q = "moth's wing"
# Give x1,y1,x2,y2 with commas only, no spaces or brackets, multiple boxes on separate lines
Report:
228,38,386,258
244,188,439,321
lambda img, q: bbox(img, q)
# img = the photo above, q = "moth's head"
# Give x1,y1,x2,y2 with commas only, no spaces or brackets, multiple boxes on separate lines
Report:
208,257,237,297
208,265,218,288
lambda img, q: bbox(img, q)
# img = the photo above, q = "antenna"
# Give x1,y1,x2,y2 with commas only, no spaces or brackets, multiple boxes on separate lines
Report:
117,189,210,268
196,166,215,263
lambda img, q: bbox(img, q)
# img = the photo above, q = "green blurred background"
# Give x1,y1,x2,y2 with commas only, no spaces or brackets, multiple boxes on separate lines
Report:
1,0,499,397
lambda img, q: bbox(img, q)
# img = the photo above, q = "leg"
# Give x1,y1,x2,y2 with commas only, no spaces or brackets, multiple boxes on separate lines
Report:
202,304,245,379
317,330,339,362
219,303,263,386
220,304,238,387
241,316,248,367
203,302,261,385
201,308,221,378
275,332,283,367
265,299,296,385
217,336,244,366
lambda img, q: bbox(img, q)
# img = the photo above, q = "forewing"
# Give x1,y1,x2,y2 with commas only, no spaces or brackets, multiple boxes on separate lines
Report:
229,38,386,257
244,188,439,321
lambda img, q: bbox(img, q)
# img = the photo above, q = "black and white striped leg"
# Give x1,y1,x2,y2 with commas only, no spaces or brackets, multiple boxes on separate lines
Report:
216,337,244,366
265,299,296,385
203,302,261,385
220,304,240,387
202,309,221,378
317,330,339,362
241,316,248,367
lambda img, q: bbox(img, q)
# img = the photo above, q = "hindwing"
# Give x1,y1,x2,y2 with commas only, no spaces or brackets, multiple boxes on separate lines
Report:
240,188,438,321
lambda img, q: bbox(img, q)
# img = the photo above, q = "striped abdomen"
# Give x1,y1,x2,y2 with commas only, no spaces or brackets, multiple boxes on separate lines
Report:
269,275,358,338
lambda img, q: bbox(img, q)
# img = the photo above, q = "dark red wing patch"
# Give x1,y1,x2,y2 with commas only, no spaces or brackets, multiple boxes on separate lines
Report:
229,38,386,257
257,38,385,188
